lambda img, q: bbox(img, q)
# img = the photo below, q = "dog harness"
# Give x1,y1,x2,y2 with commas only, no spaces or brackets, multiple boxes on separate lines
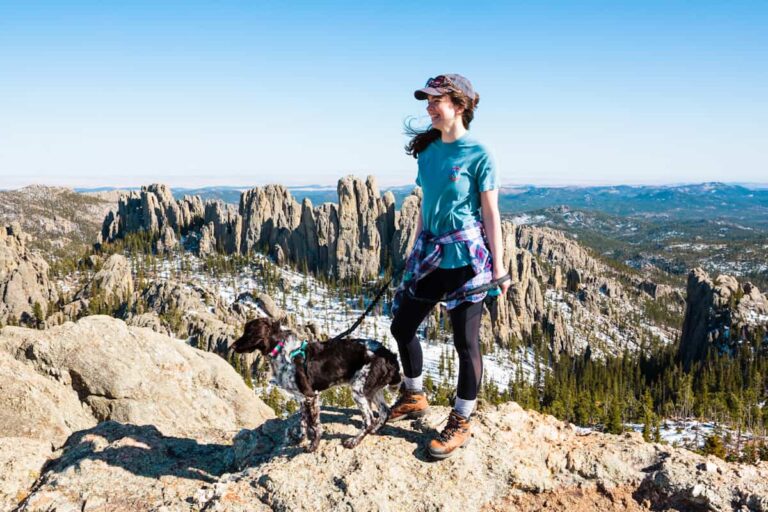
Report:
392,220,494,315
289,340,309,362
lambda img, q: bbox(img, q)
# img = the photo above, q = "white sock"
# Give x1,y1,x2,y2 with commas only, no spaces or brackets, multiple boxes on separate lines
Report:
404,375,423,392
454,397,476,419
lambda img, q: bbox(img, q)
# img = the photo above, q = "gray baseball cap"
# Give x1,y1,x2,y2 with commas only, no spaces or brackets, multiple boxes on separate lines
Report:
414,74,476,100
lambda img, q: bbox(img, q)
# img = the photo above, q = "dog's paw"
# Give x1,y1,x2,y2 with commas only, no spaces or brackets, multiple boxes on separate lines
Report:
342,437,360,449
305,437,321,453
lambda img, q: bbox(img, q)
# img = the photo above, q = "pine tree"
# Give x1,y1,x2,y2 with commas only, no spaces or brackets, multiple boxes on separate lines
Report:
606,398,624,434
702,433,726,459
642,389,654,442
32,301,44,329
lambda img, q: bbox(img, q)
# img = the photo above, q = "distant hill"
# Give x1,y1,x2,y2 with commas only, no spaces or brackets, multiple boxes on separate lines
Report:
0,186,115,258
497,182,768,227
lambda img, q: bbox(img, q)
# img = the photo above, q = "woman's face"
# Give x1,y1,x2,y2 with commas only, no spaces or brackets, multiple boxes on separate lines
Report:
426,94,462,131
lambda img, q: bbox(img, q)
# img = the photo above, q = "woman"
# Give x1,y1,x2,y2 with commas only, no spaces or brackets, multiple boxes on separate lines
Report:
389,74,511,459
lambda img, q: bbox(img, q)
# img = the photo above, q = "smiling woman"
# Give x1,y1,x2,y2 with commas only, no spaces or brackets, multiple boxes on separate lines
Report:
390,73,510,460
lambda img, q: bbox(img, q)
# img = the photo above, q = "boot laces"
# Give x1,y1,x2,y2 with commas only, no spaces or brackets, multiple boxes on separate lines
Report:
438,412,465,442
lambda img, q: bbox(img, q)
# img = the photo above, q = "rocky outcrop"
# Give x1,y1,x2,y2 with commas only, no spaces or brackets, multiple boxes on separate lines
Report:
197,222,217,257
679,268,716,369
0,349,98,509
75,253,134,305
637,279,675,300
335,176,388,280
0,350,96,446
679,268,768,370
239,185,301,256
517,225,603,277
128,280,239,353
0,316,273,510
0,223,58,326
11,401,768,511
0,316,273,438
156,224,178,254
205,201,242,254
100,184,205,244
100,177,398,282
391,187,422,270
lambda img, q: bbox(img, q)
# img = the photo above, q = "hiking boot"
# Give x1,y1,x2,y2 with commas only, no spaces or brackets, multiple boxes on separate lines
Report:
428,410,471,459
388,385,429,422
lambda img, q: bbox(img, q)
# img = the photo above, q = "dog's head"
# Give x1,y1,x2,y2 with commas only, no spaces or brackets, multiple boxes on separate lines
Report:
231,317,283,355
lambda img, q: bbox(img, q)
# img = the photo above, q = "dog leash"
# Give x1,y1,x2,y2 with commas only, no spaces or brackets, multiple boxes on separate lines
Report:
330,268,511,340
404,273,511,304
329,266,406,342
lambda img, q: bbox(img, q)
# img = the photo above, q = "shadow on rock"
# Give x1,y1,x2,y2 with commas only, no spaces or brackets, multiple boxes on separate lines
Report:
320,407,438,462
35,421,235,484
234,406,437,470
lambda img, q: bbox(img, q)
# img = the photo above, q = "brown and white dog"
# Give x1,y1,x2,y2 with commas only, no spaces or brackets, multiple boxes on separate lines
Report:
231,317,401,452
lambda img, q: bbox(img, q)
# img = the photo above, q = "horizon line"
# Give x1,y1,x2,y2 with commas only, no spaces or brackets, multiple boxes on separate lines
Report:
3,179,768,193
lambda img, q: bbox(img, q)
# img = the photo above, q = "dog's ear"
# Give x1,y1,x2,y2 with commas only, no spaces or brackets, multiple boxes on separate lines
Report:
232,317,280,354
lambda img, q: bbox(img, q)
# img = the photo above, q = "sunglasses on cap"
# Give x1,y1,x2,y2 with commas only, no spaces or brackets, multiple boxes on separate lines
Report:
425,76,455,89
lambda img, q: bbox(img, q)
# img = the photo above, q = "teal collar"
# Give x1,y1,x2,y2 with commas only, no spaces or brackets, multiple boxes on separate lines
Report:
269,340,308,361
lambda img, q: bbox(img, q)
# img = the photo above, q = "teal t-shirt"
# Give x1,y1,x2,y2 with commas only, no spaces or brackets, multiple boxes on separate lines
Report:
416,134,499,269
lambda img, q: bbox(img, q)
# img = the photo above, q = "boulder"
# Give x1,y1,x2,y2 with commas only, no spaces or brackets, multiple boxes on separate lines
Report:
0,316,274,441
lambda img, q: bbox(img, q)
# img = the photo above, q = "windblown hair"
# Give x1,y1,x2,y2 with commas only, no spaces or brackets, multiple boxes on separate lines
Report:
404,89,480,159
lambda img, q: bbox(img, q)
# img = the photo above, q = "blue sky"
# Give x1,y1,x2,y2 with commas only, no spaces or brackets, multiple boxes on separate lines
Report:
1,1,766,189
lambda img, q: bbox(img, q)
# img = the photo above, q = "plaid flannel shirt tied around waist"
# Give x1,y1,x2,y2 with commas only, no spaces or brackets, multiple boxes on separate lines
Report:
392,220,493,316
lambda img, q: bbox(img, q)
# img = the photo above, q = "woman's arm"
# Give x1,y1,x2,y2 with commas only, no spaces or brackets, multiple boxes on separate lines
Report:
480,189,511,296
415,204,423,239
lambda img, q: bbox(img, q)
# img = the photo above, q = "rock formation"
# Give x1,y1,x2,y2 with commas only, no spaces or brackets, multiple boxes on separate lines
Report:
0,316,273,510
127,279,239,353
679,268,768,370
100,177,399,282
97,179,680,359
155,224,179,254
197,222,217,257
637,279,675,300
100,184,205,245
75,253,134,305
0,223,58,326
390,187,422,270
205,201,242,254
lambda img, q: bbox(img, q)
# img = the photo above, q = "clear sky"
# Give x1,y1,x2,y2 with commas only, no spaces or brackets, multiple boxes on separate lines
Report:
1,1,766,189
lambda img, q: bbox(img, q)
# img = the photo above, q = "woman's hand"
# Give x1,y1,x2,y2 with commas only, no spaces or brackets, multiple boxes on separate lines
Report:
493,266,512,296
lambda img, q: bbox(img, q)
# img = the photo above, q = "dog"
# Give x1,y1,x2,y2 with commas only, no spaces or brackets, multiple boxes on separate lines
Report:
231,317,401,452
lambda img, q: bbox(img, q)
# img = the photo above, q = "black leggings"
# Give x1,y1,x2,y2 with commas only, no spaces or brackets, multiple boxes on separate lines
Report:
390,266,484,400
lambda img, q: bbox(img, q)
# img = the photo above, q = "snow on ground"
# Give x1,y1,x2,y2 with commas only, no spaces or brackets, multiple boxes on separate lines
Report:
543,288,672,358
510,213,547,225
152,252,539,389
625,419,759,450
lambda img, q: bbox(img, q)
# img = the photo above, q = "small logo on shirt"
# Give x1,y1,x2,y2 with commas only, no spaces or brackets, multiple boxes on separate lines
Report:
449,166,461,182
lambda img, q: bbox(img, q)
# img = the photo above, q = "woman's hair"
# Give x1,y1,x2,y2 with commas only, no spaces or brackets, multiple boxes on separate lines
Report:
404,89,480,159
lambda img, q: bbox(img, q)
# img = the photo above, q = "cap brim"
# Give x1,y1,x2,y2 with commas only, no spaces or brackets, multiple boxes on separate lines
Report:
414,87,449,100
